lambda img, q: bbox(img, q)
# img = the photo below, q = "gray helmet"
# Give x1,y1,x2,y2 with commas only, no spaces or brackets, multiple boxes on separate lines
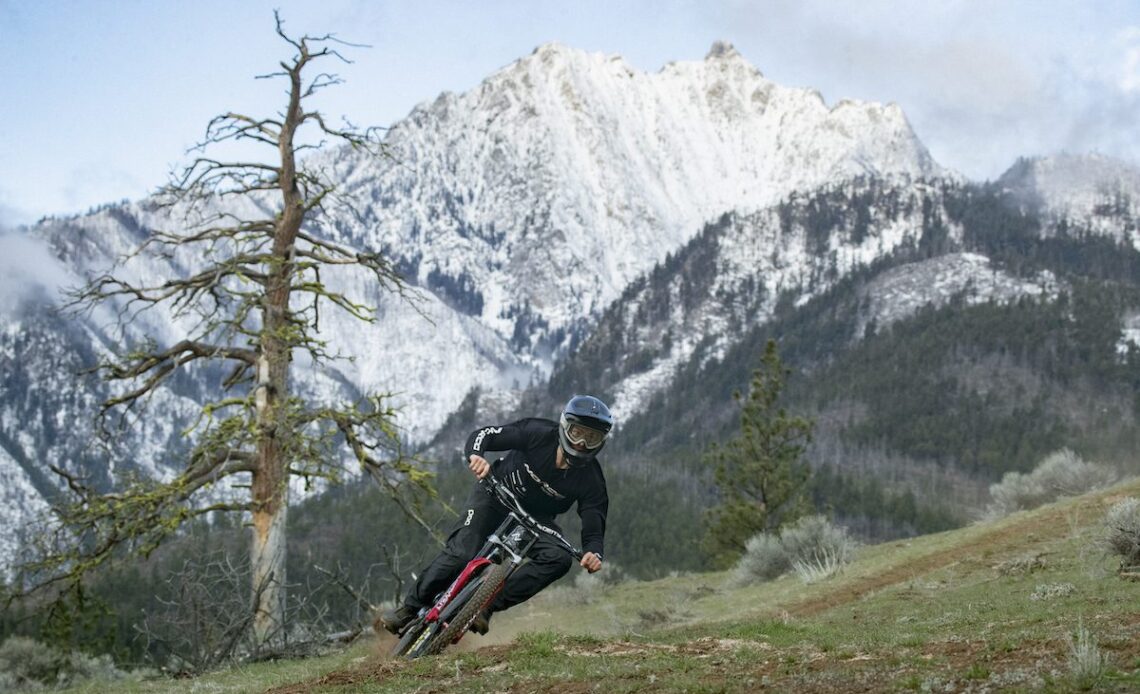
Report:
558,395,614,465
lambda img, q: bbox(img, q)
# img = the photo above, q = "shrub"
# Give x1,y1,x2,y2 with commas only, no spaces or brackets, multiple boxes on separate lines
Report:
732,515,857,585
0,636,66,688
986,449,1117,518
1029,582,1076,601
1066,619,1108,688
781,515,858,584
731,533,788,585
1102,497,1140,571
994,552,1047,575
0,636,129,690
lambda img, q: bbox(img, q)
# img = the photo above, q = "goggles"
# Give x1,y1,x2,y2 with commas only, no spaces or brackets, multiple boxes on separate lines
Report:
563,420,607,449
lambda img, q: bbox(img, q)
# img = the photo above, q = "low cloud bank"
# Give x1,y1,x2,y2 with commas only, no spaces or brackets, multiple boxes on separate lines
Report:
0,230,73,311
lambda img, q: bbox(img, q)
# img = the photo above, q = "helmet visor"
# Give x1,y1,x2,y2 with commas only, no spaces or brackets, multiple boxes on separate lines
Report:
564,421,607,449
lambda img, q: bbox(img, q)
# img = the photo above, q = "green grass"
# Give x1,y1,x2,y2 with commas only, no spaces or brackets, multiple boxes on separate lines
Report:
55,477,1140,693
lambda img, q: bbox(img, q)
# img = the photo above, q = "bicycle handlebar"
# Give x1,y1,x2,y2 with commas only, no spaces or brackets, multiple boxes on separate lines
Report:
478,470,584,561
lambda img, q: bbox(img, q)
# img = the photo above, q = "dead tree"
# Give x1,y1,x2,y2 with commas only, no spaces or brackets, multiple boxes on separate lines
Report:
21,13,437,652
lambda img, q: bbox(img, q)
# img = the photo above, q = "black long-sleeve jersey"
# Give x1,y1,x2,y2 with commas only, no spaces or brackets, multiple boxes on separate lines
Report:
464,417,608,558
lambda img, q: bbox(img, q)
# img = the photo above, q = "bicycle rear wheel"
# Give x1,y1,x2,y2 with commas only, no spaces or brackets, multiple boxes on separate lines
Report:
391,617,430,657
423,560,511,656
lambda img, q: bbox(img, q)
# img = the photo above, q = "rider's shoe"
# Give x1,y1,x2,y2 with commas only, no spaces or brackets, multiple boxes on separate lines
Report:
377,604,418,635
469,608,492,635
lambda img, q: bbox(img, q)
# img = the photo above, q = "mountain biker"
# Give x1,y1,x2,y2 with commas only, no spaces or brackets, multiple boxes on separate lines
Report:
379,394,613,636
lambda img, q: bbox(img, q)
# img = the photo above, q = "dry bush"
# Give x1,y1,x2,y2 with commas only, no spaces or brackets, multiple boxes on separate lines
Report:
731,534,787,585
1029,582,1076,601
993,552,1048,576
0,636,131,690
732,515,857,586
1067,619,1108,688
1102,497,1140,572
986,449,1117,518
781,515,858,584
135,550,358,673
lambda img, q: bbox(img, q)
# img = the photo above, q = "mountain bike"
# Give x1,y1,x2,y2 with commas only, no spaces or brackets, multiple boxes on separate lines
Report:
391,468,583,658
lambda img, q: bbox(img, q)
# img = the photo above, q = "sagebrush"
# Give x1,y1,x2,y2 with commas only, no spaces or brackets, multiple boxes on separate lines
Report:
732,515,857,585
986,449,1117,518
1066,619,1108,688
0,636,132,690
1102,497,1140,571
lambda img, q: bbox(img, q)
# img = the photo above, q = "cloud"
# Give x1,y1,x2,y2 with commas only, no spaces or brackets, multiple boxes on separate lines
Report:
0,230,73,309
1121,27,1140,92
699,2,1140,180
0,188,35,229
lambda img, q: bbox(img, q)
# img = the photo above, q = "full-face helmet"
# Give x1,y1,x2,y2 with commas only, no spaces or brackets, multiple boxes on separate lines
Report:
558,395,614,465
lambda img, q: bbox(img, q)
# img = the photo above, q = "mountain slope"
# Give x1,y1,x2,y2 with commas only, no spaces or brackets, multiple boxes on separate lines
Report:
498,171,1140,539
999,153,1140,246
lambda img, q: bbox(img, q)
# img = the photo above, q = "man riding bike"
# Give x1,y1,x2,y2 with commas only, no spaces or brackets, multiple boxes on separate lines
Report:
380,395,613,636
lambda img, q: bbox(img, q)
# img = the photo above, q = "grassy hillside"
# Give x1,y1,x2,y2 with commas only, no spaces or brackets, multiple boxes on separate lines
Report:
57,476,1140,692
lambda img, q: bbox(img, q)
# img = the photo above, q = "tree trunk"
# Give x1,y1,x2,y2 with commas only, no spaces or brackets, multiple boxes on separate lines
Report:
251,351,290,649
250,472,288,647
249,51,305,650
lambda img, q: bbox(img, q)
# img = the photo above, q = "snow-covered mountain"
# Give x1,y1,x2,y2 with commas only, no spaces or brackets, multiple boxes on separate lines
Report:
319,41,940,355
2,40,1138,566
999,153,1140,246
581,176,1071,420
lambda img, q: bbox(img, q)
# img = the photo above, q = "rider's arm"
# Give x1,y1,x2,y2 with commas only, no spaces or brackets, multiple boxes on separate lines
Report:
463,419,533,460
577,466,609,561
464,420,537,479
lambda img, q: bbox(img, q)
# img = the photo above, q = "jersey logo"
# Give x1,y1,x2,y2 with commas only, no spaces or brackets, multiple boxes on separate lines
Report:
472,427,502,452
524,462,566,499
509,470,527,493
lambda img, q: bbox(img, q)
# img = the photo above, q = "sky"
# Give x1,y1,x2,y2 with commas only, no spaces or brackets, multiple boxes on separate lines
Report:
1,0,1139,228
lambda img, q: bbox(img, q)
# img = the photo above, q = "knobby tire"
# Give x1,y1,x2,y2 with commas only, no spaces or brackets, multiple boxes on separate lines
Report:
424,560,511,656
392,618,429,657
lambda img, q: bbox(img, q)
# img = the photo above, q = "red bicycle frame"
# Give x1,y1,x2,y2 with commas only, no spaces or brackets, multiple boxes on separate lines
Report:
424,557,493,623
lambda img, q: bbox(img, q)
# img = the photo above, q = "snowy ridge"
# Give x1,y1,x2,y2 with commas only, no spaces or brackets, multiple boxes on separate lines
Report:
322,41,939,357
855,253,1062,339
999,154,1140,248
607,178,963,418
25,41,941,446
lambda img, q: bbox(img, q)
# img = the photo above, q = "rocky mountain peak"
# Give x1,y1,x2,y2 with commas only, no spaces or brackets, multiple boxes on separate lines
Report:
705,40,742,61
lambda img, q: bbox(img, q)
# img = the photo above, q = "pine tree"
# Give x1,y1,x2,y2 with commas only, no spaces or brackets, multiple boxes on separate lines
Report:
702,339,813,568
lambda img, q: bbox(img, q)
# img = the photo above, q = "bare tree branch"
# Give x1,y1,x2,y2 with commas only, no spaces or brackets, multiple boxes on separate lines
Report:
21,12,439,654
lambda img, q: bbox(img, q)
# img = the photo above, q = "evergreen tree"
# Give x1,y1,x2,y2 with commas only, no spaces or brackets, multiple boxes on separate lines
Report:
702,339,814,568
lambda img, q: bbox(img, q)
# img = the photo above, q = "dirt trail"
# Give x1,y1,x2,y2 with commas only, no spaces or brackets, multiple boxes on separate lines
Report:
787,481,1137,617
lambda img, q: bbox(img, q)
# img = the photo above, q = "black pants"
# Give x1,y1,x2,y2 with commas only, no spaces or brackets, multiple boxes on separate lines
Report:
405,483,573,613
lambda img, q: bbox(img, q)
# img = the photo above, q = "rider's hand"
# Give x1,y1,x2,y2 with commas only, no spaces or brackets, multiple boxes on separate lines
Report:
580,552,602,573
468,454,491,480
